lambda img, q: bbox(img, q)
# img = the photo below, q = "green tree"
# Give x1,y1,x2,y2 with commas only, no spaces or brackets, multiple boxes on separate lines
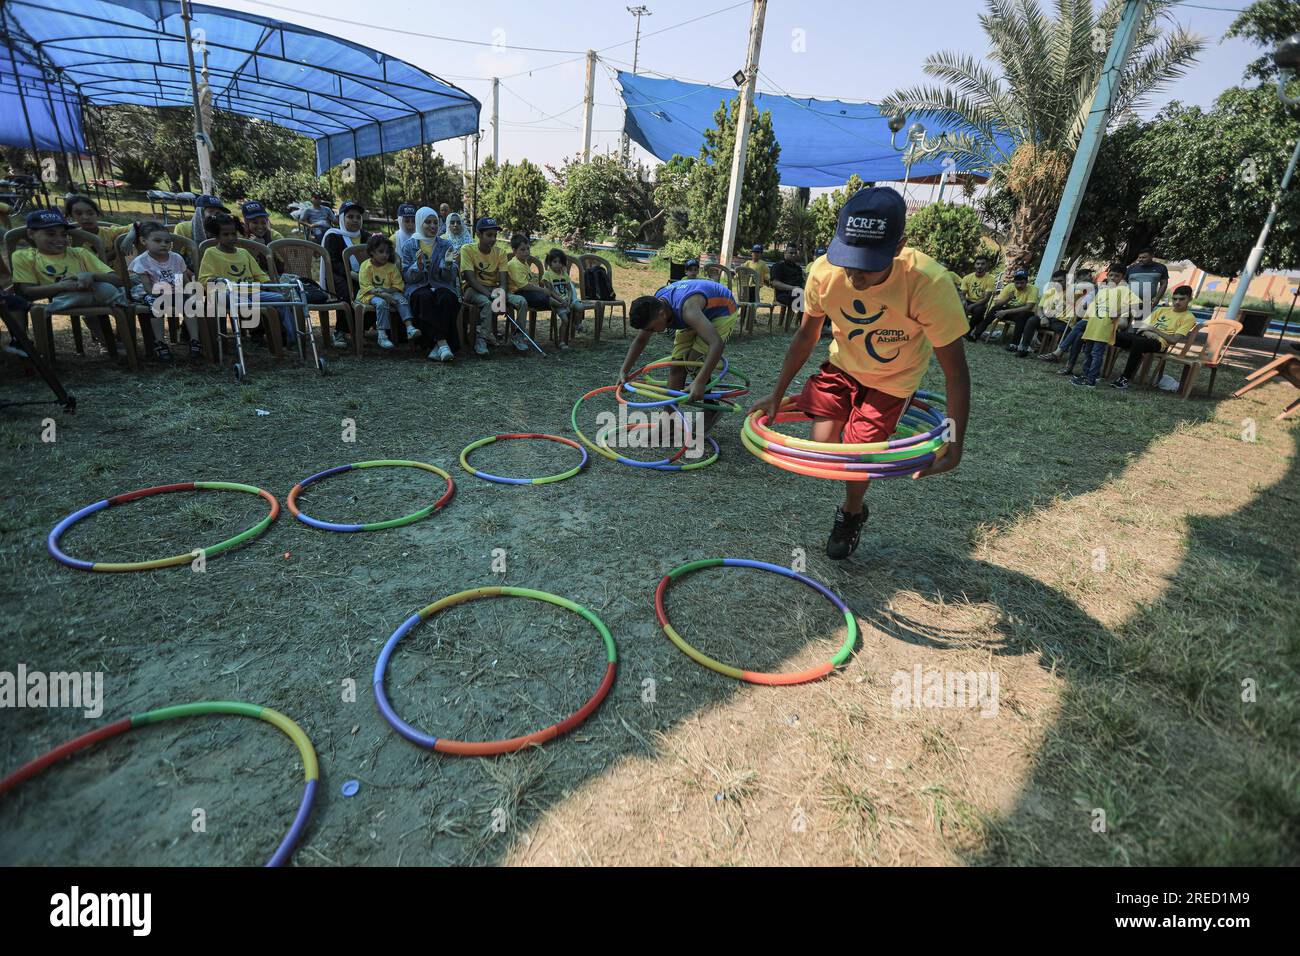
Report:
541,155,651,245
685,97,782,253
477,158,549,235
1133,87,1300,276
1226,0,1300,81
883,0,1204,270
905,201,984,274
775,187,817,260
1067,120,1154,264
652,155,695,240
331,147,463,217
807,174,866,251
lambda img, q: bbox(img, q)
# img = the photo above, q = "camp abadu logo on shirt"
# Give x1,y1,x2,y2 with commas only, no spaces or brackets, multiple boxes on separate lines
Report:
839,298,905,363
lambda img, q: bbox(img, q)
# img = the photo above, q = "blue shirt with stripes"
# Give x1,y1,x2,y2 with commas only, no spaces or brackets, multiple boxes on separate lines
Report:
654,279,737,330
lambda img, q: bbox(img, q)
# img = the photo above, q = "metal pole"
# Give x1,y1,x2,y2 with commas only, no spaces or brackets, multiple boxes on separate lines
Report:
719,0,767,268
181,0,213,194
471,132,480,225
1273,284,1299,358
622,6,651,164
581,50,596,162
3,10,47,194
1224,131,1300,328
1035,0,1146,290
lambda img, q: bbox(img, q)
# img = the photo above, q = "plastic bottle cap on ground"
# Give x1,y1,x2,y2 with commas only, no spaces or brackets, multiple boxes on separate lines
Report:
341,780,360,797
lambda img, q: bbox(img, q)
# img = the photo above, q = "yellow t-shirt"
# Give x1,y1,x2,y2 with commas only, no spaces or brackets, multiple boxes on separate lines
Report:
70,224,128,264
1083,285,1138,344
1039,284,1064,318
11,246,111,289
198,246,269,285
959,271,997,304
357,260,403,302
459,243,508,293
506,257,533,294
946,270,963,290
747,259,770,288
804,248,969,399
1144,306,1197,351
174,220,194,239
543,268,577,303
993,282,1039,309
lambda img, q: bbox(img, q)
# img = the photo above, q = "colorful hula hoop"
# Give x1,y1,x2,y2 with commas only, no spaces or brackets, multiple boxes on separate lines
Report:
0,700,318,867
571,385,721,471
374,586,617,756
655,558,858,685
458,433,589,486
620,359,750,411
287,460,454,532
742,390,950,481
48,482,280,572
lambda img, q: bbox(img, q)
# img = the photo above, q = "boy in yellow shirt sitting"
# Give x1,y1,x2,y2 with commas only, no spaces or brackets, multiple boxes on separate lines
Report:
959,255,997,340
1071,261,1138,388
197,213,296,346
459,217,510,356
504,232,555,353
11,209,127,358
541,248,582,349
979,268,1040,349
752,187,971,560
356,234,416,350
1110,284,1198,389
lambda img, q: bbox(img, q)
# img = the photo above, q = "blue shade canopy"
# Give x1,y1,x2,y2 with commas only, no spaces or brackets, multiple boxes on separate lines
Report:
617,71,1010,188
0,0,480,173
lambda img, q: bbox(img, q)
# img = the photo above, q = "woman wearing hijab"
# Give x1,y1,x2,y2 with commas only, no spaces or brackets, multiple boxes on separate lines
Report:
441,212,473,255
400,207,461,361
320,200,371,348
391,202,417,248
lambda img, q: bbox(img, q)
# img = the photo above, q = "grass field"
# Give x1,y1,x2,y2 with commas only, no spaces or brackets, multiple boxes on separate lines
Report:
1,257,1297,866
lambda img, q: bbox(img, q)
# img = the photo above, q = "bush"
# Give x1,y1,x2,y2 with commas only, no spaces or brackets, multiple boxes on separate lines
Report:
235,170,327,215
651,238,705,271
905,201,984,275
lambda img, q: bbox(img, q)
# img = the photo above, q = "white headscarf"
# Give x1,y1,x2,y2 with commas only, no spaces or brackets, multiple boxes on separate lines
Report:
442,212,472,251
415,206,441,256
319,208,364,287
392,208,417,248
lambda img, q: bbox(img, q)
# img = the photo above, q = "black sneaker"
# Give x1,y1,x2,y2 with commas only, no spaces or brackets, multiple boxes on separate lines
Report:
1111,377,1129,390
1056,366,1075,376
152,342,173,362
1016,348,1031,358
1070,375,1096,388
189,338,203,359
826,506,867,561
1005,344,1019,353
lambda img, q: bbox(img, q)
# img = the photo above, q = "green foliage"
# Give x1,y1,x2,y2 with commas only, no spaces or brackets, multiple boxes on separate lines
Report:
684,98,782,251
774,188,817,261
905,201,984,274
328,147,463,216
807,174,866,251
652,237,706,270
541,155,652,245
1134,87,1300,275
653,155,695,241
476,158,549,235
1226,0,1300,81
1068,121,1154,263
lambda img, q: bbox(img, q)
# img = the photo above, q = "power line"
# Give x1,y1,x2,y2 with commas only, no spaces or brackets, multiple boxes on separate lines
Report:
1172,1,1247,12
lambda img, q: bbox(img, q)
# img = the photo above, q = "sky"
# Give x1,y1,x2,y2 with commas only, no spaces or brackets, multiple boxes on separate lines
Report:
216,0,1264,176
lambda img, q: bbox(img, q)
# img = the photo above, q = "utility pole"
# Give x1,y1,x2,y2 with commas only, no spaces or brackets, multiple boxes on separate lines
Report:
718,0,766,268
491,77,499,166
621,6,651,165
1034,0,1146,287
180,0,213,195
581,50,596,162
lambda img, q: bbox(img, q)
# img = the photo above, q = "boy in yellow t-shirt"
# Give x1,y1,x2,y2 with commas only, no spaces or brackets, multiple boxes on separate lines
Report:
976,268,1039,349
1110,284,1198,389
502,232,552,353
541,248,582,349
1071,261,1138,387
459,216,509,355
752,187,971,560
11,209,127,357
356,234,415,349
197,213,296,345
959,256,997,340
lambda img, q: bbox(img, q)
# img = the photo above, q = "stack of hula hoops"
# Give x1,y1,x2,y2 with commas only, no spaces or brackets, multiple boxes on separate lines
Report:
742,390,949,480
571,357,749,472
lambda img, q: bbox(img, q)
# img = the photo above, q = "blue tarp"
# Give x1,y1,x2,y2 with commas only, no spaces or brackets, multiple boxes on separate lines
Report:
618,71,1010,188
1,0,480,173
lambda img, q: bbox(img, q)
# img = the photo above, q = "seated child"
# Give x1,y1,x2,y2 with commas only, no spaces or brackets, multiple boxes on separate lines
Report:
65,194,129,267
129,220,198,361
1110,284,1197,390
459,217,509,355
542,248,581,349
504,232,551,353
11,209,127,358
1043,268,1095,365
356,234,415,350
197,213,296,346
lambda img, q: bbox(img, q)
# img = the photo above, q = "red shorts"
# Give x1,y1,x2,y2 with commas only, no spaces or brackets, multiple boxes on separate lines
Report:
793,362,909,444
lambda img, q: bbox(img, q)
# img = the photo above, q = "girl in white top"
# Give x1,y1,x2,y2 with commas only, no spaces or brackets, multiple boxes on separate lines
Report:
129,221,197,360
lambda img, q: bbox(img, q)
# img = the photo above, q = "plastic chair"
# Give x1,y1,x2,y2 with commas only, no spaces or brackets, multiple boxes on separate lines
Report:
701,263,735,291
113,230,206,356
576,254,626,341
1149,318,1241,399
197,237,284,358
5,226,137,369
733,265,774,334
268,238,355,358
1232,350,1300,420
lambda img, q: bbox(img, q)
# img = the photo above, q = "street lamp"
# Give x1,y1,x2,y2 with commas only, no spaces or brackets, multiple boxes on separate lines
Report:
1224,32,1300,349
887,112,950,197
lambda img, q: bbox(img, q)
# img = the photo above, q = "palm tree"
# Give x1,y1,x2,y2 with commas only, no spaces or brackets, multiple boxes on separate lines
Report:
882,0,1204,271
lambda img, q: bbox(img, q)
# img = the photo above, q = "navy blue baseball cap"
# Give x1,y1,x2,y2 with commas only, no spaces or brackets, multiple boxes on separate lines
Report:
751,244,763,253
195,194,225,209
339,200,365,216
684,258,700,269
397,203,416,217
1012,268,1029,280
827,186,906,272
475,216,499,233
26,209,70,230
241,200,269,219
